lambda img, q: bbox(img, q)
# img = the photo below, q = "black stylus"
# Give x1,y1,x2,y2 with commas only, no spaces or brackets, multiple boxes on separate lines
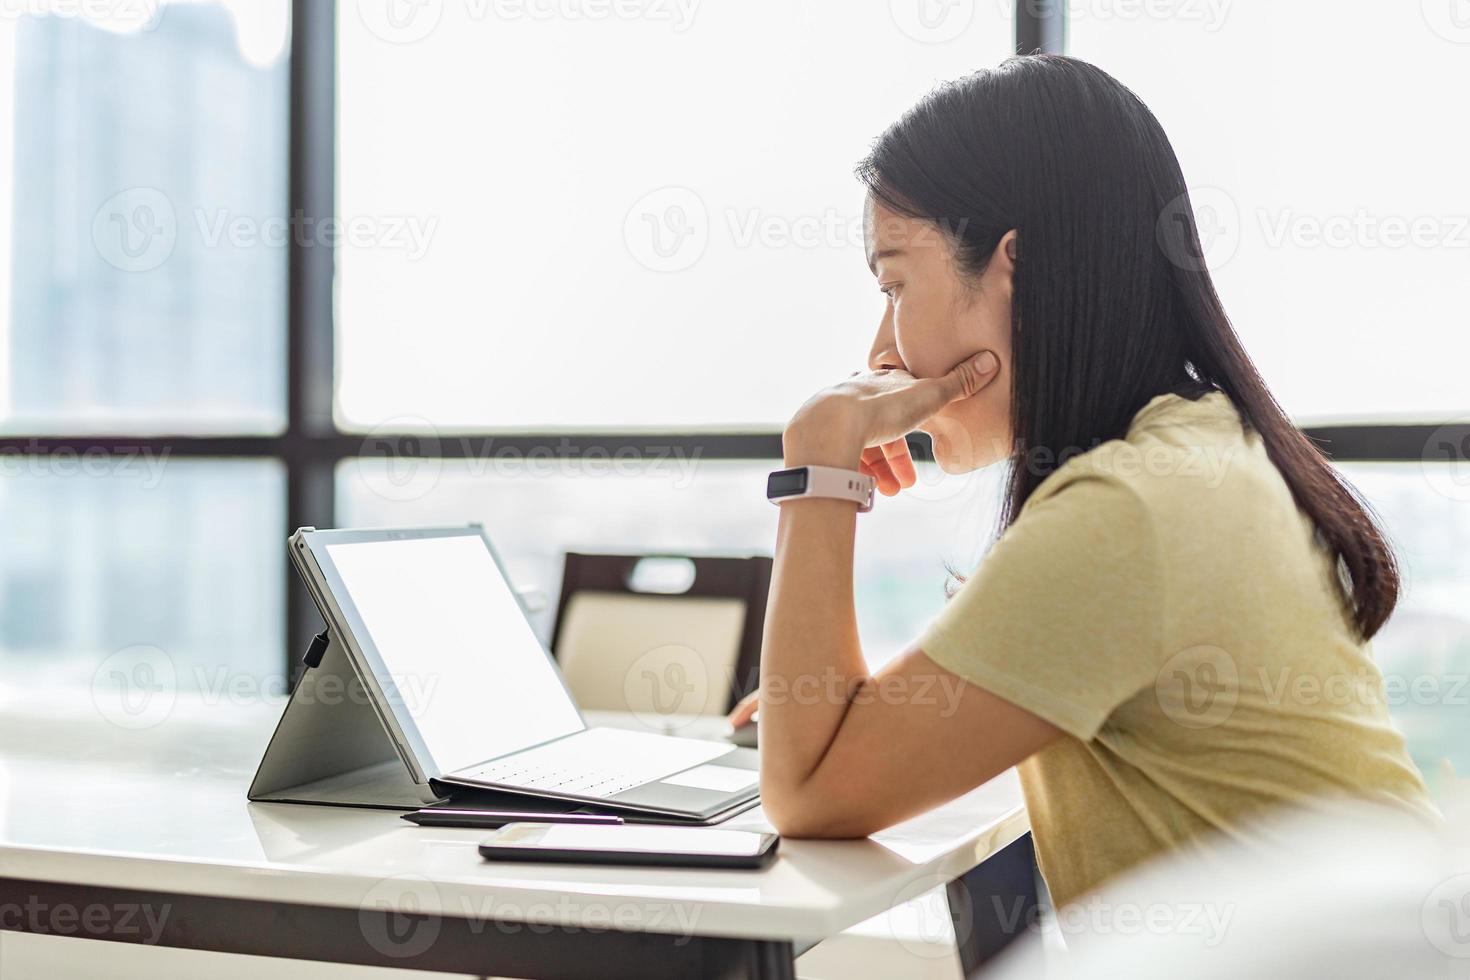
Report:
401,809,625,829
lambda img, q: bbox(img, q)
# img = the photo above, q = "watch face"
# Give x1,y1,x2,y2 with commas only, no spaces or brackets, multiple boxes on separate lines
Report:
766,468,809,498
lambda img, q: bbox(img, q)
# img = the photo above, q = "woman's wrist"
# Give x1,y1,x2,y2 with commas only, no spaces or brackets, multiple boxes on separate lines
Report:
782,410,866,470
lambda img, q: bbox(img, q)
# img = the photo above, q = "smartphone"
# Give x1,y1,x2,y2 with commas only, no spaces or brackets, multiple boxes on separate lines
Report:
478,822,779,870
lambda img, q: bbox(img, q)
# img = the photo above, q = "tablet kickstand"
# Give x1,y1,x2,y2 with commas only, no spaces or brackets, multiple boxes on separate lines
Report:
247,630,442,810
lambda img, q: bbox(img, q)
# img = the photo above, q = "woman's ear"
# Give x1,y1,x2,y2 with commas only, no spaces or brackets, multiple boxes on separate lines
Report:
985,229,1019,299
997,229,1018,271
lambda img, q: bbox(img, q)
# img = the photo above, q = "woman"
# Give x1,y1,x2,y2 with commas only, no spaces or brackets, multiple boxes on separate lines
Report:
733,54,1436,908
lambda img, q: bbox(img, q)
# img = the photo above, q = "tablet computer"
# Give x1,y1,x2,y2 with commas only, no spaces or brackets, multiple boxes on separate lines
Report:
286,525,760,820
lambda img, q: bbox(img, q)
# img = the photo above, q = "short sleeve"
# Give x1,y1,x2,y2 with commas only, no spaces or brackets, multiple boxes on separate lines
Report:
917,471,1164,741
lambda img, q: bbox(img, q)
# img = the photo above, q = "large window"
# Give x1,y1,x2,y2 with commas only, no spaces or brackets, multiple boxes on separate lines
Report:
1069,0,1470,422
0,1,289,434
0,1,290,690
1339,463,1470,792
335,0,1013,429
3,0,1465,793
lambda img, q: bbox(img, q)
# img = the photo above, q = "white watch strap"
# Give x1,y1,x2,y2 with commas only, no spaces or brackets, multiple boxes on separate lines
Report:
767,465,876,512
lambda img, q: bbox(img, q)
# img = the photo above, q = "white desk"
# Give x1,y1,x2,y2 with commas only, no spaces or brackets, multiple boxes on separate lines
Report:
0,687,1027,979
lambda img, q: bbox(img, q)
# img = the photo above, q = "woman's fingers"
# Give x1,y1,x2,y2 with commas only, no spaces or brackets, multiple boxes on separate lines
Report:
864,444,915,496
857,351,1002,451
890,351,1001,436
929,350,1000,408
861,448,902,496
727,690,759,727
879,438,917,489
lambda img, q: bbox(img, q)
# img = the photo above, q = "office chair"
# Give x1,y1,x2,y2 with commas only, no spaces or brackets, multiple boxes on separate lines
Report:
549,553,772,718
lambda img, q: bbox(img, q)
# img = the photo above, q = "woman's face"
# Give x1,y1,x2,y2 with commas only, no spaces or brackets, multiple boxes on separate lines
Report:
863,197,1016,473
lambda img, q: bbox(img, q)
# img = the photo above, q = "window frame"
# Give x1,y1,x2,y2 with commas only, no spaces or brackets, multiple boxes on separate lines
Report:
0,0,1460,675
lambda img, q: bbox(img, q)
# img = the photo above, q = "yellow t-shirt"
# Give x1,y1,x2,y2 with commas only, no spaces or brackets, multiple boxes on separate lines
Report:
918,391,1437,907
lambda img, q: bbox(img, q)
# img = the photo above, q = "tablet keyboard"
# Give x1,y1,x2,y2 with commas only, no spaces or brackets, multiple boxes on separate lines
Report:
459,727,733,799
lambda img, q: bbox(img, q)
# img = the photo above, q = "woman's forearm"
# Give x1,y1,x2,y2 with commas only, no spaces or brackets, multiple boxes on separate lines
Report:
757,491,869,807
756,356,999,826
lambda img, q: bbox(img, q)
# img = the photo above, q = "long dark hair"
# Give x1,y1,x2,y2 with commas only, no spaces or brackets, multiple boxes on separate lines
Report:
856,54,1398,639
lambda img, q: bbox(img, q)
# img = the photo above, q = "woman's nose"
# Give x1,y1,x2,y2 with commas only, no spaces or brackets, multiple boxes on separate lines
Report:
867,307,904,372
867,343,905,373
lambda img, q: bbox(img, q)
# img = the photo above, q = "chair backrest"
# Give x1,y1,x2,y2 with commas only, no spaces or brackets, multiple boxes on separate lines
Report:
549,553,772,717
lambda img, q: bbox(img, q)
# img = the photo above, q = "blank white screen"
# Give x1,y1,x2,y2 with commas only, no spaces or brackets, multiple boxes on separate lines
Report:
325,535,584,774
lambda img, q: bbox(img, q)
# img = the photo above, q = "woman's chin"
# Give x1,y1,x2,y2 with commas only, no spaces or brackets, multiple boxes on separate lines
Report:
923,421,998,474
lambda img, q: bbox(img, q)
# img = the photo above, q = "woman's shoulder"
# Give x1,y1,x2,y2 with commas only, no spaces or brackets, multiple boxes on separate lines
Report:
1031,391,1261,512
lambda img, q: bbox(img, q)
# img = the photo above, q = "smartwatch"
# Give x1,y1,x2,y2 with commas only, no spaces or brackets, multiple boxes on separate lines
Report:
766,465,876,512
